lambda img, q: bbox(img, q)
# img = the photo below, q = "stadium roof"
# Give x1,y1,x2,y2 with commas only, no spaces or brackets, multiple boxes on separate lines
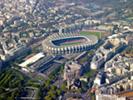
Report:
19,52,45,67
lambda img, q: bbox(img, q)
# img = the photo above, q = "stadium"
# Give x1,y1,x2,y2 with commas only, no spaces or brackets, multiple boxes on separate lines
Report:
42,32,99,55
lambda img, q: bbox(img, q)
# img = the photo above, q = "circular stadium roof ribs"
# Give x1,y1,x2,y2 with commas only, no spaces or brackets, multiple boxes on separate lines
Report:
42,33,98,55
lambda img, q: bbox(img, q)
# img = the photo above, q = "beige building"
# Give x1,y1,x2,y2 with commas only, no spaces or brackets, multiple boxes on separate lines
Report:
64,61,82,89
96,94,126,100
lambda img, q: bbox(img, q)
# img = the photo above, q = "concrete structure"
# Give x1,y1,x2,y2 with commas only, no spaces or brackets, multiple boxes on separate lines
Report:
91,34,127,70
95,49,133,100
64,61,83,89
19,52,45,67
105,54,133,84
94,72,105,86
42,33,98,55
96,77,133,97
0,44,31,61
96,94,126,100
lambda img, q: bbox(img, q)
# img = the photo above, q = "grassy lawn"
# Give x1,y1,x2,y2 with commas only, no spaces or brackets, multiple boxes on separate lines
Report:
80,31,102,39
88,50,95,55
61,42,82,47
84,70,97,78
78,56,88,64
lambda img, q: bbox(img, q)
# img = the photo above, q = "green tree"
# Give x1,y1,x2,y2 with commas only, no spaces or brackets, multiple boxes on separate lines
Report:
60,83,66,92
50,85,56,91
44,95,52,100
56,89,62,96
48,90,56,99
44,79,51,89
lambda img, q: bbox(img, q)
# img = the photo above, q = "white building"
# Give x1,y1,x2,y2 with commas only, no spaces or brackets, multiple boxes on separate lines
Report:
96,94,126,100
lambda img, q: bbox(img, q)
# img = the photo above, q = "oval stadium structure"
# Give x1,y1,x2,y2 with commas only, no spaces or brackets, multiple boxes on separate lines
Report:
42,33,98,55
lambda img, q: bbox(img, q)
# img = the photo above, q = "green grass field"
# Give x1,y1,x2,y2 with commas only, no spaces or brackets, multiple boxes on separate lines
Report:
61,42,82,47
84,70,97,78
56,31,101,47
80,31,102,39
127,17,133,20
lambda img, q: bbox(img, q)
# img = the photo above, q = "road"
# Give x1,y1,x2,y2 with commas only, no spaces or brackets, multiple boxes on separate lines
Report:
62,92,91,100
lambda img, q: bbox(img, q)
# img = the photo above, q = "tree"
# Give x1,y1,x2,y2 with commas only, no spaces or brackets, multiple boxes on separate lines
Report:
50,85,56,91
56,89,62,96
44,95,52,100
44,79,51,89
60,83,66,92
48,90,56,99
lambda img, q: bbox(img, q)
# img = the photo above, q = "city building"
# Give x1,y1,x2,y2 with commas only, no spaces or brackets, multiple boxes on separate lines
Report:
64,61,83,89
90,33,127,70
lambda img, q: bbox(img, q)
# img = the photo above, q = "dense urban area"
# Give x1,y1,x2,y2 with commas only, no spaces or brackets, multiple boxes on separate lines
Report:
0,0,133,100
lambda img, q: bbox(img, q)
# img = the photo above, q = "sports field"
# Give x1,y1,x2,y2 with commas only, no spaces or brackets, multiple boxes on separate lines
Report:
52,36,86,46
61,42,82,46
43,32,98,54
80,31,102,39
